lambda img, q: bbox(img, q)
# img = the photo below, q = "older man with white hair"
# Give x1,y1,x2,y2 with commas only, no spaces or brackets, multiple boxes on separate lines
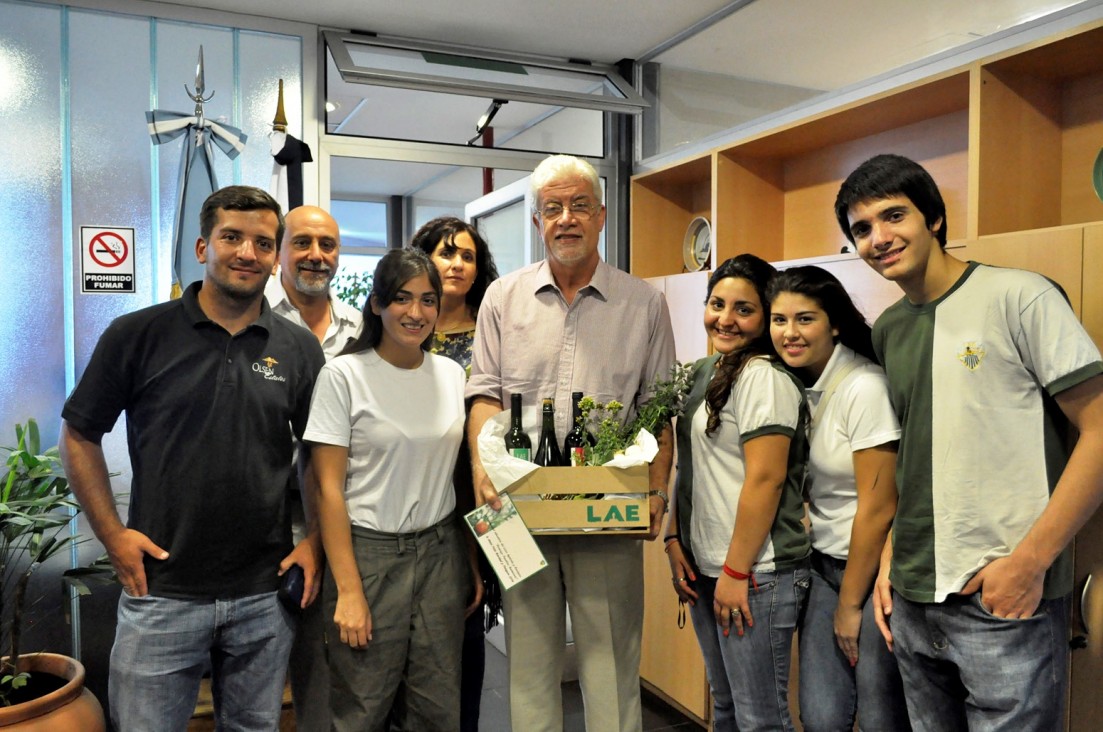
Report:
467,154,676,731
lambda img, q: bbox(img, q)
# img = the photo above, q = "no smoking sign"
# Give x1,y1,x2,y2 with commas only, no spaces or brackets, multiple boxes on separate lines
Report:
81,226,135,293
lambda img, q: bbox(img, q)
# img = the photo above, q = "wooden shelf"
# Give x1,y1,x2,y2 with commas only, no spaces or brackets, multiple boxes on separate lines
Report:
632,20,1103,277
633,72,973,274
977,24,1103,236
630,155,712,279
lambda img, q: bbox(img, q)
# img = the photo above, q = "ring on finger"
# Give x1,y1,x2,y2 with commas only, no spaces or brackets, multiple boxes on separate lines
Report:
729,608,741,617
672,576,686,585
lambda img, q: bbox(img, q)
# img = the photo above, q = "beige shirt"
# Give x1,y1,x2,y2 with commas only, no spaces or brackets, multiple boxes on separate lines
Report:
467,259,676,438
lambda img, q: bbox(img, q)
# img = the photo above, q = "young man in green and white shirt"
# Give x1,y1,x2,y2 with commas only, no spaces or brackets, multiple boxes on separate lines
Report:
835,153,1103,731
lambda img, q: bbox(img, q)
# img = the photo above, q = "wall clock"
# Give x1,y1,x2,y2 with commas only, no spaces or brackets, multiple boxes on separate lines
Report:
682,216,711,272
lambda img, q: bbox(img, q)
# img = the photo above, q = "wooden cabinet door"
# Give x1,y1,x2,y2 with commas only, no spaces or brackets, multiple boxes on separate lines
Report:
959,227,1084,315
640,273,710,725
1069,224,1103,732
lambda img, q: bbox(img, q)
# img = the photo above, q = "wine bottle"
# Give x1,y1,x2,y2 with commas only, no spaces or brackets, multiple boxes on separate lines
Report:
504,393,532,461
533,398,562,467
562,391,595,466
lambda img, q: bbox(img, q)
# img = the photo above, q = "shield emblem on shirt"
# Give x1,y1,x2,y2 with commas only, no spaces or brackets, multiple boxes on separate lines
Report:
957,342,985,371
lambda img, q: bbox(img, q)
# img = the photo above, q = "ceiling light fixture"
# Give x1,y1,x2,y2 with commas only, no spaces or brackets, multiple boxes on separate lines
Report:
467,98,506,146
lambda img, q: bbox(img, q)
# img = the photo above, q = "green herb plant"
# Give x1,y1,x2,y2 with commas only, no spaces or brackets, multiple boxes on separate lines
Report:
575,361,694,466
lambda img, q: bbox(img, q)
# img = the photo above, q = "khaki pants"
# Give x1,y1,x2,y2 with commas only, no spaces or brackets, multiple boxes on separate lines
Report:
504,535,644,732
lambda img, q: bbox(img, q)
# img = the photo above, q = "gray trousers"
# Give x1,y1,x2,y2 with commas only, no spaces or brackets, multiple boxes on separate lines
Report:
325,516,469,732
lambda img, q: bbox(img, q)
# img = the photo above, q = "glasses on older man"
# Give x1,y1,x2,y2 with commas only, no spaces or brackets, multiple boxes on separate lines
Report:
537,200,601,220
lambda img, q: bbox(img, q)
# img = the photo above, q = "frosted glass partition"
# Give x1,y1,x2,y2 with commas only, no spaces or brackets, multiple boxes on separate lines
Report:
0,1,64,434
69,9,155,372
0,0,306,645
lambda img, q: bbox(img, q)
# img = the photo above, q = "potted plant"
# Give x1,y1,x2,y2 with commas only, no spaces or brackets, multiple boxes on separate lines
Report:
0,419,105,730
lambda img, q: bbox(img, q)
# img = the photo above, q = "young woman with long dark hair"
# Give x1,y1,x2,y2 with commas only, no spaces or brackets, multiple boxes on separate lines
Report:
768,265,909,732
305,249,471,731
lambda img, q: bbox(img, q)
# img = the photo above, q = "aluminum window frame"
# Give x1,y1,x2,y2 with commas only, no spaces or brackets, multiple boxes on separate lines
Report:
324,29,648,114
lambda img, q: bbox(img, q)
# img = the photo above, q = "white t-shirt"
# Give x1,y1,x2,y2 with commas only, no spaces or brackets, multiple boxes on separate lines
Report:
805,344,900,560
304,349,467,533
689,356,804,576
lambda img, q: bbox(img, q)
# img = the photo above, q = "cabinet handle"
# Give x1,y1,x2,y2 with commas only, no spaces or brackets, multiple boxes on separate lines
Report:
1080,574,1093,636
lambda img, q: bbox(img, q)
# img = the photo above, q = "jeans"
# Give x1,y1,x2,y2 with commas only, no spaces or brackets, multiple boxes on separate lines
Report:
688,564,810,732
891,591,1069,732
109,590,294,732
798,551,911,732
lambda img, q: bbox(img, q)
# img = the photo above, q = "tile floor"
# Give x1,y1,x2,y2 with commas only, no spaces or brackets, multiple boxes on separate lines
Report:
477,640,701,731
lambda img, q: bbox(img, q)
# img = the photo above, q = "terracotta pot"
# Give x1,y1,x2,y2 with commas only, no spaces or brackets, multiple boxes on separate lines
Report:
0,653,105,730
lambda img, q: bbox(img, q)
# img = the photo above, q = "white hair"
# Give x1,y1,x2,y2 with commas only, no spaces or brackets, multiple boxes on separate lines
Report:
530,155,602,208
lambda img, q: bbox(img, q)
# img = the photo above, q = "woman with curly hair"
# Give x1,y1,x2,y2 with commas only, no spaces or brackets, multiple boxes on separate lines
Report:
664,254,810,731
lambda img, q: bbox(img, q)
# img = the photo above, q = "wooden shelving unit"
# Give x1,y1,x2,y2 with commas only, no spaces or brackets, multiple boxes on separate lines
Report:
716,71,970,263
631,21,1103,274
977,24,1103,236
631,17,1103,729
630,155,711,279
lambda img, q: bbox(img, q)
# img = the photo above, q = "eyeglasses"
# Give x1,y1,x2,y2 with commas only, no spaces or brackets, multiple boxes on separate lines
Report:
537,200,600,220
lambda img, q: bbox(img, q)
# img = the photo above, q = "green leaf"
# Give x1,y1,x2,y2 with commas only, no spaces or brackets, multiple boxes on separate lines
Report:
26,419,40,456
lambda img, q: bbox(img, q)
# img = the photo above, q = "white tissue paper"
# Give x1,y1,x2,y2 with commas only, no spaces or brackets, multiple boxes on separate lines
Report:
477,410,658,501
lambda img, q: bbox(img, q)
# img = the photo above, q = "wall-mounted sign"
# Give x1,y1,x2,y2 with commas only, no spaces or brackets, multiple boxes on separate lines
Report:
81,226,135,294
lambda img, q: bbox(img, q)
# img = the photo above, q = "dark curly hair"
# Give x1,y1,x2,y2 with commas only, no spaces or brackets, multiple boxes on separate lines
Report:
411,216,499,318
704,254,779,437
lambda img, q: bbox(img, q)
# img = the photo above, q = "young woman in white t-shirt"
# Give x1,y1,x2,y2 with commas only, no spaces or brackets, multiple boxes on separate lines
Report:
768,265,910,732
304,248,472,731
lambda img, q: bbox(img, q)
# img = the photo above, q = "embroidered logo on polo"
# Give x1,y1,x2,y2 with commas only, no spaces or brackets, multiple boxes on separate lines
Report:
957,342,986,371
252,355,287,382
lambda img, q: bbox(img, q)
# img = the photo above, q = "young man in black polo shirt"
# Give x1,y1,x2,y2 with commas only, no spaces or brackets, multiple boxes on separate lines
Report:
60,186,326,731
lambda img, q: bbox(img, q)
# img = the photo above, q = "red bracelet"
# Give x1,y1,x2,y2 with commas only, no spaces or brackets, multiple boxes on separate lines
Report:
722,564,750,580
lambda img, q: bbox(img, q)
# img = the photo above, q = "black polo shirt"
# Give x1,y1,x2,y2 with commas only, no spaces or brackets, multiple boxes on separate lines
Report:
62,282,325,599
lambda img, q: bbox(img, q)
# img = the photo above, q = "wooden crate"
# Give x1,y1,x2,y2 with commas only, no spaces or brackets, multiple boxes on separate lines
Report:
506,465,650,535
